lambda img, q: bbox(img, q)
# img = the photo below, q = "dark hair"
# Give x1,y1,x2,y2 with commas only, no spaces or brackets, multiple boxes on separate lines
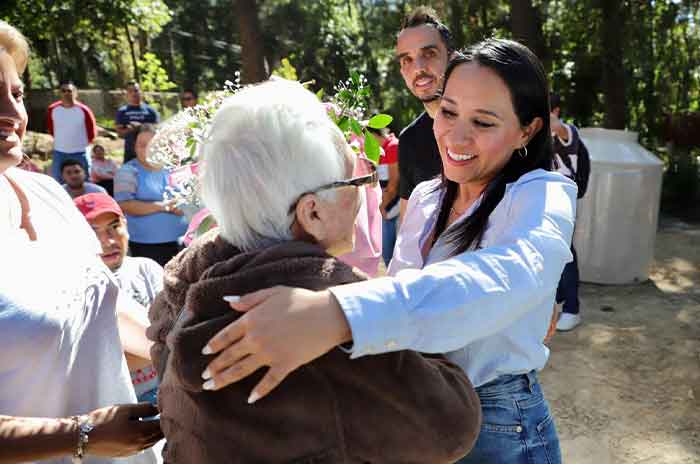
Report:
182,88,198,99
550,92,561,112
400,6,455,53
434,38,553,256
126,80,139,88
59,80,75,89
60,158,84,173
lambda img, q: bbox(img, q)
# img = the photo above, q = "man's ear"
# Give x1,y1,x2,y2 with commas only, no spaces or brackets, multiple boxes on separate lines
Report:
292,194,325,244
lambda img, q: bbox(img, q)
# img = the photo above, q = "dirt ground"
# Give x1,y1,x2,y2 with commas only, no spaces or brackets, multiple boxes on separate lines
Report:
541,216,700,464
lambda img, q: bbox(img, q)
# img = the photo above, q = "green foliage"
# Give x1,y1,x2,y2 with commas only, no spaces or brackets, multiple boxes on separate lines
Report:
138,52,176,91
272,58,299,81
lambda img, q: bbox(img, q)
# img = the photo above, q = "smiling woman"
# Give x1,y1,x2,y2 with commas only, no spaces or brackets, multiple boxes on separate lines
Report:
197,39,577,464
0,20,161,463
146,78,482,464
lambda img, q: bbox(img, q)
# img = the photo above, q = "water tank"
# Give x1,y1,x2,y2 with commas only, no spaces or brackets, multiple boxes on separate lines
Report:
573,128,663,284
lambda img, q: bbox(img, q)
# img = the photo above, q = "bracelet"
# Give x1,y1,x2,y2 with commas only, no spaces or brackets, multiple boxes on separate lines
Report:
71,415,94,463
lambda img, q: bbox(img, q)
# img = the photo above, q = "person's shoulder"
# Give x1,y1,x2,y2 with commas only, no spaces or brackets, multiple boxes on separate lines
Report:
411,177,443,202
10,167,65,196
399,112,428,139
47,100,62,110
86,182,107,193
74,101,94,112
125,256,164,276
505,169,577,205
116,104,129,113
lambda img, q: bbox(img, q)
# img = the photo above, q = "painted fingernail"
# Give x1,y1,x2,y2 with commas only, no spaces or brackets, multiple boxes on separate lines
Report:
223,295,240,303
201,368,211,380
247,392,260,404
203,380,216,390
202,345,213,355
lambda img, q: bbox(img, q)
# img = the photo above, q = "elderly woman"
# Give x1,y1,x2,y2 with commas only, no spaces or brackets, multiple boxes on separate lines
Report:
147,79,481,463
0,20,160,463
115,124,188,267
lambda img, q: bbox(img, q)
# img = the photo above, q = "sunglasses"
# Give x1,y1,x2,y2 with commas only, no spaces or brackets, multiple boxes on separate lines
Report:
288,157,378,214
61,88,73,93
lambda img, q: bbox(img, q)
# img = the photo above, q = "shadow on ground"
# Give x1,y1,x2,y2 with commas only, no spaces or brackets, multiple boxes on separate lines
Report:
542,218,700,464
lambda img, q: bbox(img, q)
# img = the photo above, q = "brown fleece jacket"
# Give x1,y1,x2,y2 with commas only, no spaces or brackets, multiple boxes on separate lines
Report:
147,232,481,464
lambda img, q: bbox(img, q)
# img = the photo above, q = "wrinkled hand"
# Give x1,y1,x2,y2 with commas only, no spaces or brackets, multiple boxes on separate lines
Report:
86,403,163,457
201,287,352,403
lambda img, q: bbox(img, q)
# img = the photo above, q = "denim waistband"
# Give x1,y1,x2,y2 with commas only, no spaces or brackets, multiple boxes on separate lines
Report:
475,370,538,396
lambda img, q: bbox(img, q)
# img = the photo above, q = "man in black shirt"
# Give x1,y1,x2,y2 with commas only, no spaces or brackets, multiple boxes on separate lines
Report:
395,7,455,220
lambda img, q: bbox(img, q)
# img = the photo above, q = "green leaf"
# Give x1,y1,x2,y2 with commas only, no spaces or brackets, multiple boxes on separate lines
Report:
316,88,325,100
350,118,362,136
350,70,360,86
363,130,381,163
368,114,393,129
337,117,350,132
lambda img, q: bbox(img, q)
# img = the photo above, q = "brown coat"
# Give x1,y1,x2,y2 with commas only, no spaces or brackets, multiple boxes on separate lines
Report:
148,233,481,463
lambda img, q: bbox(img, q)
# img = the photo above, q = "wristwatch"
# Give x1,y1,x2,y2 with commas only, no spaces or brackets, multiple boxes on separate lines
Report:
71,415,94,463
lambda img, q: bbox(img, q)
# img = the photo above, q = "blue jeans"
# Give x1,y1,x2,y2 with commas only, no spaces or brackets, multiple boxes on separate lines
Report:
455,371,561,464
556,246,580,314
51,150,90,182
382,216,398,266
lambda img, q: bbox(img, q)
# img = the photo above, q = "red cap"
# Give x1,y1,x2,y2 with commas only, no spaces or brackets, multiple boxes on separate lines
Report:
74,193,124,221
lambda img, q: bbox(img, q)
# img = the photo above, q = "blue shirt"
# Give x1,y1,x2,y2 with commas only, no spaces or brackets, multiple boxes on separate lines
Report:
114,159,188,244
330,169,577,387
115,104,160,160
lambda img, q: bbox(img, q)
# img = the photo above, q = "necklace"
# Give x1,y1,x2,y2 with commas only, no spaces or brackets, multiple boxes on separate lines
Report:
450,206,465,217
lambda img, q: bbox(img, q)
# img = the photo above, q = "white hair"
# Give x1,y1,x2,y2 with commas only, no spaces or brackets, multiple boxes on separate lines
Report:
200,79,348,250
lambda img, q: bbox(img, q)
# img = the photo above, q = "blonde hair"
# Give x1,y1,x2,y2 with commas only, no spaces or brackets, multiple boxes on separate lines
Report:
0,20,30,74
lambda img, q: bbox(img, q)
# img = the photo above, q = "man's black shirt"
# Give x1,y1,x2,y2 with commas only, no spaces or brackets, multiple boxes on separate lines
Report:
398,112,443,200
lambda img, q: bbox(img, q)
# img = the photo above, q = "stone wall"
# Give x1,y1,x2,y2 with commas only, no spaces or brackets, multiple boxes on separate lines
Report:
25,89,181,133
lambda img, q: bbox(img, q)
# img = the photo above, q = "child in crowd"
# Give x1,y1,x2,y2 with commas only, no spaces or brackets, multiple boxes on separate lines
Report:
90,144,118,195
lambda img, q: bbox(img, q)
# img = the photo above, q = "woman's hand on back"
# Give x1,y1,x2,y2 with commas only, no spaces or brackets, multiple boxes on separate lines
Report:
201,287,352,403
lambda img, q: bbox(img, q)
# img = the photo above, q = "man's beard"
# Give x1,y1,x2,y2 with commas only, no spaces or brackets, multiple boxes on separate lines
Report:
419,93,441,103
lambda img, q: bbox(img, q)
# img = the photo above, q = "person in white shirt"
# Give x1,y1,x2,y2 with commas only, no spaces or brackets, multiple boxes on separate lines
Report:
197,39,577,464
0,20,161,463
47,81,97,182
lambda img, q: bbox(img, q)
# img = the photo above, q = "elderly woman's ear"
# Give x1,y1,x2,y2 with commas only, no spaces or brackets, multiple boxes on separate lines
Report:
292,194,328,245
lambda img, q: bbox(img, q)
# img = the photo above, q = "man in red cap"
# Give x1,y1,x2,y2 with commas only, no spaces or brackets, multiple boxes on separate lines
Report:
74,192,163,404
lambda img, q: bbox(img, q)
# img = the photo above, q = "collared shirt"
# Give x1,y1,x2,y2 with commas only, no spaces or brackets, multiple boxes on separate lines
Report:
330,169,577,387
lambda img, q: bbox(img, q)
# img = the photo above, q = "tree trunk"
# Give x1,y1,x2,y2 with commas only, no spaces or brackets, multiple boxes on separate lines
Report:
449,0,465,51
124,23,140,82
236,0,267,84
600,0,626,129
509,0,547,68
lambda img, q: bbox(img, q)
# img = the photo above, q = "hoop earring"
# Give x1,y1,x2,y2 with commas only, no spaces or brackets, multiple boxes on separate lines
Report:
518,145,528,159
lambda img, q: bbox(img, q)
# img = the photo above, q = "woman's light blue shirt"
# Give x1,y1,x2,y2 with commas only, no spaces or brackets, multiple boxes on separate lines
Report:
114,159,188,244
330,169,577,387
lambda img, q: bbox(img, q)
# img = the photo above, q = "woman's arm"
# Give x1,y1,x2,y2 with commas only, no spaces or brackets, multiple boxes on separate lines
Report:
116,291,154,361
117,199,179,217
0,403,163,463
202,173,577,399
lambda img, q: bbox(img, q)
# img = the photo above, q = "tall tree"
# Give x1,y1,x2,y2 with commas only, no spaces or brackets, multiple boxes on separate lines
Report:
599,0,626,129
236,0,267,84
509,0,547,68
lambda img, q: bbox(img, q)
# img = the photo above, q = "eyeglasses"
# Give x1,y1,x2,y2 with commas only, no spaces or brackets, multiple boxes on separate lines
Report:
288,157,378,214
61,88,73,93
